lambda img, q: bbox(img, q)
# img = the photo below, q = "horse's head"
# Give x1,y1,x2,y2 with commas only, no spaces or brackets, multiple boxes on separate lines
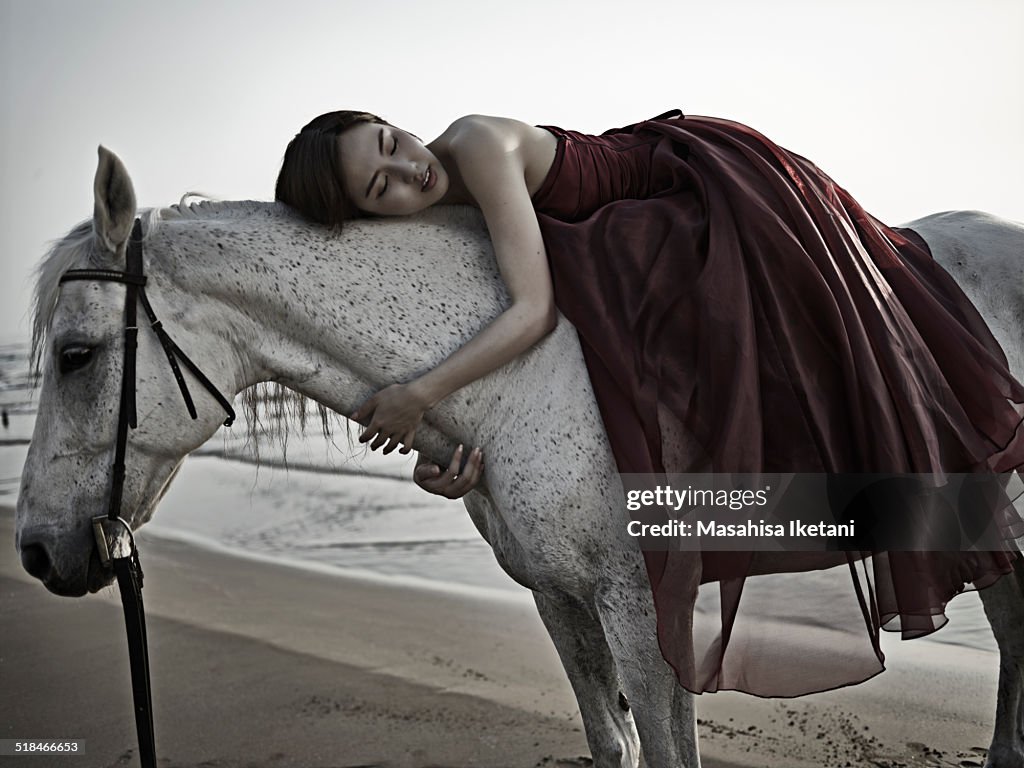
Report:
15,151,522,595
16,148,236,596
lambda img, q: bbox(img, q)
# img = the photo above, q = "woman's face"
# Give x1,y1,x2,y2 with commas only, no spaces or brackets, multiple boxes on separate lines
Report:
337,122,449,216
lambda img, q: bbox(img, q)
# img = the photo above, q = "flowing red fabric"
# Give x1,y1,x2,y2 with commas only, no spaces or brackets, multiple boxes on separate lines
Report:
531,112,1024,696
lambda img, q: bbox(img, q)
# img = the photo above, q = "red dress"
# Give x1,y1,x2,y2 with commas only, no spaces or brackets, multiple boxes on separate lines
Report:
530,111,1024,696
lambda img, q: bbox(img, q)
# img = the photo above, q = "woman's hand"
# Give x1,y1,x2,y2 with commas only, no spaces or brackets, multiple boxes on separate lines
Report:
414,445,484,499
350,382,431,454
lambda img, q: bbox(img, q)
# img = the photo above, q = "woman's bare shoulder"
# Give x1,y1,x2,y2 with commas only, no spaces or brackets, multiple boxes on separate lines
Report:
438,115,556,192
441,115,547,152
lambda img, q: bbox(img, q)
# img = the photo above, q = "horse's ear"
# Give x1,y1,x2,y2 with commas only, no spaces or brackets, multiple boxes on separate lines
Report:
93,145,137,257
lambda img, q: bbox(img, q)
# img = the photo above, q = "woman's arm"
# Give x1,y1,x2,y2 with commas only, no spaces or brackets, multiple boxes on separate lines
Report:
351,117,557,455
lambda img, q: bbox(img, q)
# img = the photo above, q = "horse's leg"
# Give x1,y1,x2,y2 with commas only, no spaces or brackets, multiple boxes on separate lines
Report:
461,492,641,766
979,558,1024,768
594,560,702,768
533,591,641,768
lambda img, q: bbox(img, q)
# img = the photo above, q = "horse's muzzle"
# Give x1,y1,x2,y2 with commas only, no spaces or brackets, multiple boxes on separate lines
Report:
19,538,52,581
18,525,108,596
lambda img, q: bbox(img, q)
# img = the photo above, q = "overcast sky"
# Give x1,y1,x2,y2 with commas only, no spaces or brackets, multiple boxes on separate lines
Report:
2,0,1022,342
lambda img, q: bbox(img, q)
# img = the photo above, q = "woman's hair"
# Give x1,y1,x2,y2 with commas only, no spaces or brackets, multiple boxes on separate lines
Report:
275,110,388,227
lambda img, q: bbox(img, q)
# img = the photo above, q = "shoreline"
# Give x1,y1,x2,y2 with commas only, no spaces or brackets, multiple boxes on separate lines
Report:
1,505,1003,767
142,520,533,606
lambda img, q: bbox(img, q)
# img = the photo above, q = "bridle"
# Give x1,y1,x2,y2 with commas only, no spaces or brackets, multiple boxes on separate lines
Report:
58,218,236,768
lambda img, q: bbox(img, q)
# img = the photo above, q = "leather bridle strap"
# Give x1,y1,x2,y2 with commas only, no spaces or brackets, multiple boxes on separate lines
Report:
113,541,154,767
59,217,236,768
61,231,236,427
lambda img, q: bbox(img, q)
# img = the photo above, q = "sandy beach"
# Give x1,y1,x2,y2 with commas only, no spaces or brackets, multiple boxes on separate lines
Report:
0,504,1004,768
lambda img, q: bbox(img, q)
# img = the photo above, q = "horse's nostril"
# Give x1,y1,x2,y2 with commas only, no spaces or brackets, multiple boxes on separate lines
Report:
21,543,52,580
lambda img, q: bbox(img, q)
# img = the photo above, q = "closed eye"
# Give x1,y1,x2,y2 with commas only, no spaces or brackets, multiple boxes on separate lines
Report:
390,136,398,155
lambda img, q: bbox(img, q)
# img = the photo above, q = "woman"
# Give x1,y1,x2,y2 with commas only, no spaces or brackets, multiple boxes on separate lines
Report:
276,109,1024,694
276,111,564,495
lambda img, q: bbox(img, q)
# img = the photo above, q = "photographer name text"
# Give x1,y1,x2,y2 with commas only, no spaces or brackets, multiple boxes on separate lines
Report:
626,519,855,538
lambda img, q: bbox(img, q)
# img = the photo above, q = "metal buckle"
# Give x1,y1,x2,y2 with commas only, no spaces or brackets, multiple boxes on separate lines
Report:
91,515,136,568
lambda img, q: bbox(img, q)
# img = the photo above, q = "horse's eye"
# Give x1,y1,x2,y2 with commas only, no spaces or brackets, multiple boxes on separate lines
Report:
59,345,95,374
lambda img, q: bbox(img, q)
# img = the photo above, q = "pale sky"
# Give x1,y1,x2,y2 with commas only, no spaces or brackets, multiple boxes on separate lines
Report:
2,0,1022,341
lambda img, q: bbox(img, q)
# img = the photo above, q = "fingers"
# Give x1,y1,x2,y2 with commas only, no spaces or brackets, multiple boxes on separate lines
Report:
352,389,420,454
413,462,446,492
447,447,483,497
412,445,464,490
357,419,376,444
399,429,416,455
413,445,484,499
359,427,413,455
366,428,416,455
446,444,465,476
413,462,442,484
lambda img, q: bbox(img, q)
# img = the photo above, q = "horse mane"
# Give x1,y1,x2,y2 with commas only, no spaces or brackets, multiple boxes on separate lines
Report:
28,200,381,467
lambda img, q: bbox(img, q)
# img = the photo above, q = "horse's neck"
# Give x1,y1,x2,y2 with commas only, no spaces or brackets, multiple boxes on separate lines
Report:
152,205,515,457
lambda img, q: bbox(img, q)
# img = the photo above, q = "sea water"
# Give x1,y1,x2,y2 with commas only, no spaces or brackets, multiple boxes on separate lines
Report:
0,337,998,653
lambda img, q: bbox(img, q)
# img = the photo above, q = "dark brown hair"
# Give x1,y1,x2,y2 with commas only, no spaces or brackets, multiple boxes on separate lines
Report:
275,110,388,227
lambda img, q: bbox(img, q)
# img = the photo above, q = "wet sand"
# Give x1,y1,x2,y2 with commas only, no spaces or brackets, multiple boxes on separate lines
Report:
0,506,1001,767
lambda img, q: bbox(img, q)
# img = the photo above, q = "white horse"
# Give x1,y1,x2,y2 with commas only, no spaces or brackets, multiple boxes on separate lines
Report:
15,148,1024,768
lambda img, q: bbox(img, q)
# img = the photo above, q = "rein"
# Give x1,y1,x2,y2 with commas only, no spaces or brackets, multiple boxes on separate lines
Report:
59,218,236,768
